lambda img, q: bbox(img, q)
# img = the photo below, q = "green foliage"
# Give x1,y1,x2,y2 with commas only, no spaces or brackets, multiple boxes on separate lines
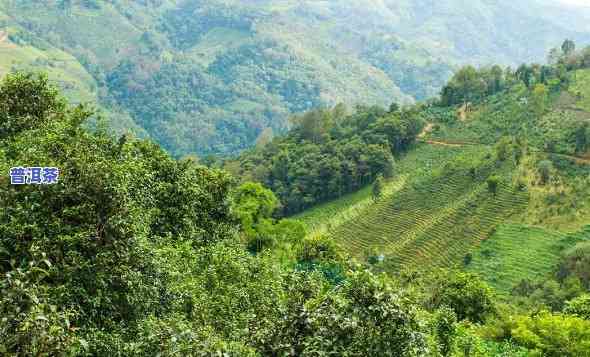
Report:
232,105,423,215
433,306,457,357
441,65,501,106
296,234,341,266
427,271,495,323
538,159,553,185
487,175,500,195
0,71,245,354
0,247,82,356
494,136,513,162
512,278,583,312
271,219,307,245
532,83,548,116
233,182,278,234
564,294,590,320
557,241,590,289
302,270,427,356
511,312,590,357
372,174,384,202
0,72,66,140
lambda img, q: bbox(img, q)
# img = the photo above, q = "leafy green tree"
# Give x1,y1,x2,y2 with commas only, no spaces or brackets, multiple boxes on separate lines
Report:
372,174,384,202
538,160,553,185
233,182,279,236
388,102,400,113
487,175,500,196
296,234,341,266
441,66,487,106
513,139,525,165
516,64,535,88
562,39,576,56
382,148,396,178
433,306,457,357
0,249,82,355
427,271,495,323
495,137,513,161
0,72,65,140
564,294,590,320
532,83,548,116
303,271,427,356
0,72,241,353
511,312,590,357
557,242,590,289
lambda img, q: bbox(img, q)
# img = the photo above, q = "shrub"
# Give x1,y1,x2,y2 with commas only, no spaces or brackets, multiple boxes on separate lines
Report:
511,312,590,356
487,175,501,195
427,271,495,323
538,160,553,185
433,306,457,357
564,294,590,320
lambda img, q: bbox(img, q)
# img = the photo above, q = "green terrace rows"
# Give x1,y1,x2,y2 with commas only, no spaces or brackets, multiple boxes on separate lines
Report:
469,224,590,293
293,144,472,234
328,146,529,271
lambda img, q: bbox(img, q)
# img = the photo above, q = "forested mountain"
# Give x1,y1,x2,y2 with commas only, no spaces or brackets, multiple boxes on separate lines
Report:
4,43,590,353
1,0,590,156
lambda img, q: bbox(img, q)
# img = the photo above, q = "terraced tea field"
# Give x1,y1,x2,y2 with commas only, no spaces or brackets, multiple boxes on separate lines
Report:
299,140,530,271
469,224,590,292
293,143,475,235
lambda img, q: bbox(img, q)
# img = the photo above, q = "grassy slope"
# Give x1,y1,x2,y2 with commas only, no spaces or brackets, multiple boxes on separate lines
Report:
426,69,590,155
293,144,462,231
296,73,590,290
295,144,528,271
0,4,151,137
468,224,590,293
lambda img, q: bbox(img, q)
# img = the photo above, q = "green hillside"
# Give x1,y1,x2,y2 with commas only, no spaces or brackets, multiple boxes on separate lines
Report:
6,39,590,357
1,0,590,156
303,144,525,270
468,224,590,293
284,50,590,297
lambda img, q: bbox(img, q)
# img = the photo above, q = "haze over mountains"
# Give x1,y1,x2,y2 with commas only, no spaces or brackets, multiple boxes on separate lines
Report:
1,0,590,156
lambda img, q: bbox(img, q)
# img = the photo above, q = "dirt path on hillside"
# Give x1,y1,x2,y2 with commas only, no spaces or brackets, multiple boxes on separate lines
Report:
418,139,465,147
545,152,590,165
0,31,15,48
418,123,466,147
418,123,434,139
419,131,590,165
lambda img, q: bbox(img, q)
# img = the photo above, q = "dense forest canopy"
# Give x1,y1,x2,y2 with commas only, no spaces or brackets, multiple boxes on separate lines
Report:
1,0,590,156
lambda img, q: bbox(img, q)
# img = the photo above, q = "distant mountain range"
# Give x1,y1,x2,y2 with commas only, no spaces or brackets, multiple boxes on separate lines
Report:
1,0,589,156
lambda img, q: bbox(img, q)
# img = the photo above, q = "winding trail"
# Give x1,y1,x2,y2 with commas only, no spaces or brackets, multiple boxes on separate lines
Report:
419,123,590,165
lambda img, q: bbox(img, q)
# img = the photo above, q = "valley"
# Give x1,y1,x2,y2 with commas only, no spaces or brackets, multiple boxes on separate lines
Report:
2,0,590,156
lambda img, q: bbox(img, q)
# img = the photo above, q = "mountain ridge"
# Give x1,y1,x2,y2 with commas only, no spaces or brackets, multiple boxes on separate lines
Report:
1,0,590,156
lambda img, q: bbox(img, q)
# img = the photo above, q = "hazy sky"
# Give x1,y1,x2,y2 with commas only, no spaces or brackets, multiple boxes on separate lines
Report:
555,0,590,7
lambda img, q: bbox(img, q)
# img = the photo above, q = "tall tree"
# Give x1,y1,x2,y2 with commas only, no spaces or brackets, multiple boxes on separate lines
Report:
372,174,384,202
562,39,576,56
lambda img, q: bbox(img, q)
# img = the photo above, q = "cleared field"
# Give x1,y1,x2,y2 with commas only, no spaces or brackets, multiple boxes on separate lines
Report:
468,224,590,292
